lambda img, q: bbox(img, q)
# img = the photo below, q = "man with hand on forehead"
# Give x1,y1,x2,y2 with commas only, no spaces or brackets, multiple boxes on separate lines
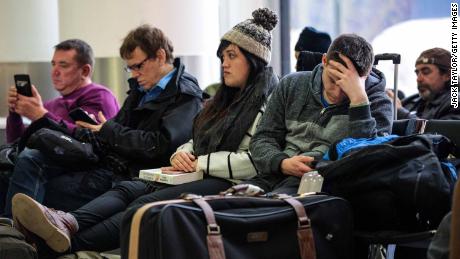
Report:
244,33,392,194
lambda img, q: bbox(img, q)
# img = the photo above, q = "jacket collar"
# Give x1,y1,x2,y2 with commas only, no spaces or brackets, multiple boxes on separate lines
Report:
127,58,183,98
409,87,450,107
427,87,450,106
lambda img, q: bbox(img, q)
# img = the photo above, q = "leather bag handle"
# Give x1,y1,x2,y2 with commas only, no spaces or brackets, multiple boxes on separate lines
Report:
280,195,317,259
191,197,226,259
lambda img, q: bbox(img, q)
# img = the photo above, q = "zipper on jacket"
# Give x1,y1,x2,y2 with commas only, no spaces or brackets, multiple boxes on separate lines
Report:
320,108,326,115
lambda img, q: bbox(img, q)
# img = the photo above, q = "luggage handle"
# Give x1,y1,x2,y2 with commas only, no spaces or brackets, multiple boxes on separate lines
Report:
219,184,265,197
277,195,317,259
188,195,226,259
373,53,401,119
373,53,401,65
188,192,317,259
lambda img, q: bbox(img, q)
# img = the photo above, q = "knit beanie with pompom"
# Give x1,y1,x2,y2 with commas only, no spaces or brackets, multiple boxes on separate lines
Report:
221,8,278,64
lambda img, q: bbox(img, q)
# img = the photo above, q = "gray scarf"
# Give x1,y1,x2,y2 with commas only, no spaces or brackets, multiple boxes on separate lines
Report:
193,67,278,156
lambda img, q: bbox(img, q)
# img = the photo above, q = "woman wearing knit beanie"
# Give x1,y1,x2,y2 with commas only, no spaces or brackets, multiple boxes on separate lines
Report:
11,8,279,256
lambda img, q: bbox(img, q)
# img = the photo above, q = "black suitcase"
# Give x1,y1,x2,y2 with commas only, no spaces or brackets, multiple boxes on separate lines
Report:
121,194,353,259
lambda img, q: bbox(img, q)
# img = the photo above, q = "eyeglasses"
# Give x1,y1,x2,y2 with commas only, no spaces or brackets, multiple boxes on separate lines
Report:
124,57,149,72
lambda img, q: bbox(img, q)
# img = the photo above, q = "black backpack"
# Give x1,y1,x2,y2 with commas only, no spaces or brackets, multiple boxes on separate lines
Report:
316,134,457,232
26,128,99,166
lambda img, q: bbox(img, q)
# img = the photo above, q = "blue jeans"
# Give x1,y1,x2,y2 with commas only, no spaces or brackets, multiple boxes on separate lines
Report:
3,148,113,218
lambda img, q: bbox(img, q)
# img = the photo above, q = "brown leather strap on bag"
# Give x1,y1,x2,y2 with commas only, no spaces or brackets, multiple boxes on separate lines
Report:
192,197,226,259
281,196,317,259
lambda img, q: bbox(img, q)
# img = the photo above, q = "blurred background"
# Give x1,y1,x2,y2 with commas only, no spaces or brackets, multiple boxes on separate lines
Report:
0,0,454,142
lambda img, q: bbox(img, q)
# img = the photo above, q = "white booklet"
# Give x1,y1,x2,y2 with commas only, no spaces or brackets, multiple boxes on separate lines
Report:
139,167,203,185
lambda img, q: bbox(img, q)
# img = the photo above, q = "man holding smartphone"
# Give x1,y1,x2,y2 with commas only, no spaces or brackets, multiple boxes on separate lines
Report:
1,39,120,215
6,39,120,143
3,25,203,217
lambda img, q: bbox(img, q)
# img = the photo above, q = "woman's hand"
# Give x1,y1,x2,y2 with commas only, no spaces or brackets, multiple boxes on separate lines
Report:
170,151,197,172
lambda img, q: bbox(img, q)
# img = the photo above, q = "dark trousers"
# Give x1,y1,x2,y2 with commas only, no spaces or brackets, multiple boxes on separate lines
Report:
0,168,13,215
3,149,113,217
70,177,233,252
244,174,300,195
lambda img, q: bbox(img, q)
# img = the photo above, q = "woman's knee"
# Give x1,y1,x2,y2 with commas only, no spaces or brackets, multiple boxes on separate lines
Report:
111,181,148,199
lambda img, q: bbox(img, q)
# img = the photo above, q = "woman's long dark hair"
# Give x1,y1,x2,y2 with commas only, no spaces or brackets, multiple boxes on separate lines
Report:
194,40,267,130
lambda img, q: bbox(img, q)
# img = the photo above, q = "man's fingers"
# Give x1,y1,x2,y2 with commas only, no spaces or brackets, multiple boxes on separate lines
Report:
98,111,107,123
327,67,343,80
338,53,358,73
76,121,94,129
290,163,310,177
296,162,312,172
8,85,17,97
386,89,394,98
290,171,305,178
298,156,314,164
329,60,347,73
31,85,39,97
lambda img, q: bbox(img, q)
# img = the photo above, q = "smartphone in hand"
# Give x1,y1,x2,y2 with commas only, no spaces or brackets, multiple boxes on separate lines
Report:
69,108,98,125
14,74,32,97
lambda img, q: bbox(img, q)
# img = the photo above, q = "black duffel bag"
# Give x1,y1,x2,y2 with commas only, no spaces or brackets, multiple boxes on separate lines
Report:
121,194,353,259
26,128,99,165
316,134,457,232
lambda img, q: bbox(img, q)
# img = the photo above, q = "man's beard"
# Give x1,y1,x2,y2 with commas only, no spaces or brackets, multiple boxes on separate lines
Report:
418,84,436,101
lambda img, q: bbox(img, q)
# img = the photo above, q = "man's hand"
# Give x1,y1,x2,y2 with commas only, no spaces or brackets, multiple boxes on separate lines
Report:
7,85,18,112
328,54,368,105
13,85,48,121
170,151,197,172
280,155,314,178
76,111,106,132
386,89,402,110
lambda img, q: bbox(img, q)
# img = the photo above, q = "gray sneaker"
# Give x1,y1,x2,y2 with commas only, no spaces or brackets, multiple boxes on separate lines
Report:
12,193,79,253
